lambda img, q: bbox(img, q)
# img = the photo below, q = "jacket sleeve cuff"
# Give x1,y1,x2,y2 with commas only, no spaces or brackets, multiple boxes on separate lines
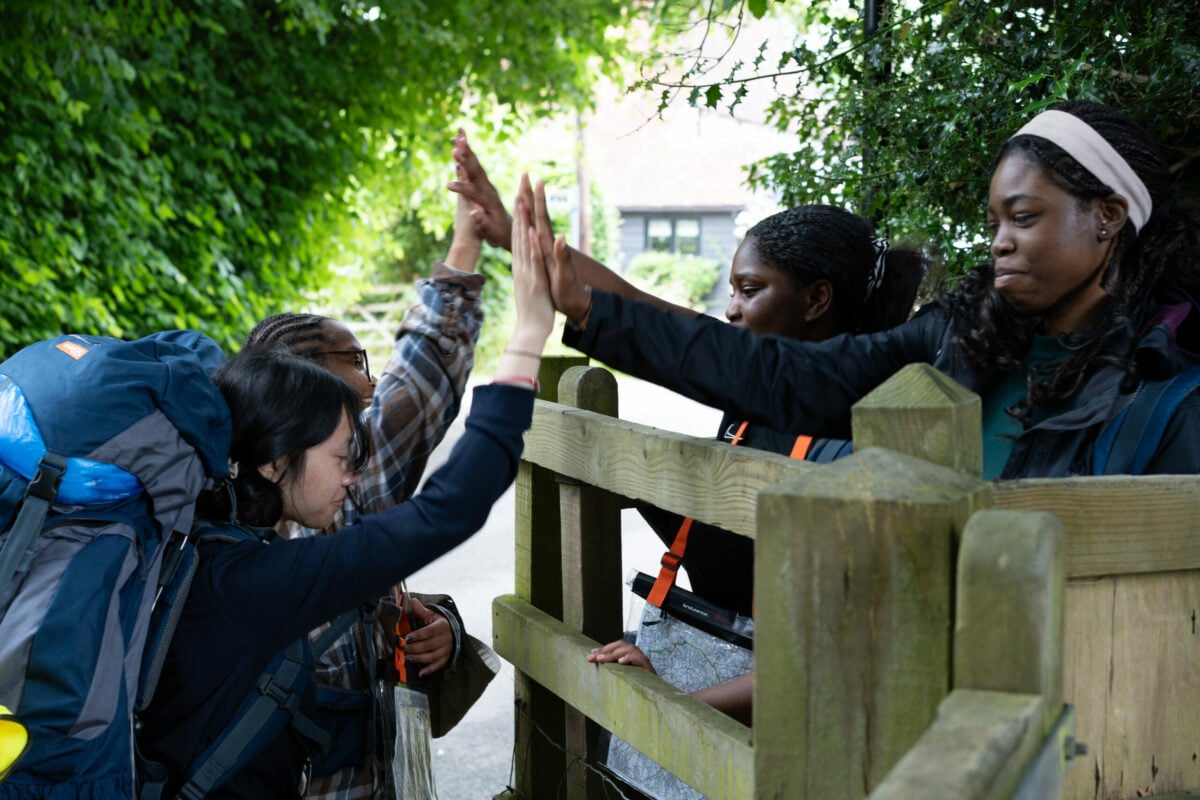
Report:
432,260,487,291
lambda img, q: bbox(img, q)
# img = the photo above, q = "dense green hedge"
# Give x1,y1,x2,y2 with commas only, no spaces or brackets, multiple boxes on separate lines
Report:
0,1,635,357
641,0,1200,280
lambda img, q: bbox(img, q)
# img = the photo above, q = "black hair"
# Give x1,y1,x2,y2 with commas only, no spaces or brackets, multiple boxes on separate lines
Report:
196,348,370,528
244,312,334,357
744,204,927,334
942,100,1200,427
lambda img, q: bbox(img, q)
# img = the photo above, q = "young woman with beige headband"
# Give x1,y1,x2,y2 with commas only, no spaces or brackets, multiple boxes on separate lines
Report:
519,100,1200,478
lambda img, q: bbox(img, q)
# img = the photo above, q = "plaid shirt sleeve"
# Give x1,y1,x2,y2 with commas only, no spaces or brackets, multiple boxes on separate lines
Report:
302,262,485,800
351,261,486,515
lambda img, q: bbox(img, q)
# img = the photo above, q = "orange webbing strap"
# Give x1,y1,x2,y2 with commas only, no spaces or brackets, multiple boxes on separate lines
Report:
790,435,813,460
646,421,752,608
392,586,413,684
647,423,812,610
646,517,691,609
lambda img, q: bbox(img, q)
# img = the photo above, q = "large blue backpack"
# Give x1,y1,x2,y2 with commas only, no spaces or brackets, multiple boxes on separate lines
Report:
1093,365,1200,475
0,332,231,798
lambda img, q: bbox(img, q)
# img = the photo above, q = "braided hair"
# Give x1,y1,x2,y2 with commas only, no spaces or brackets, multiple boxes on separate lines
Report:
942,100,1200,427
196,348,370,527
244,312,333,356
745,205,926,335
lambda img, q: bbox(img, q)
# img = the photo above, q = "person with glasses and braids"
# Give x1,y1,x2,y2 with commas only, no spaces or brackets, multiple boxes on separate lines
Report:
242,131,491,800
522,100,1200,483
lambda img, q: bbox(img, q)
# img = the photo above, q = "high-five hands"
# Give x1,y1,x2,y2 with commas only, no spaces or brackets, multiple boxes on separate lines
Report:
449,130,513,251
513,175,594,328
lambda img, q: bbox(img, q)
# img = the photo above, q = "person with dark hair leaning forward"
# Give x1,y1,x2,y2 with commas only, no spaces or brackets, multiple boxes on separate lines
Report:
239,131,494,799
136,180,554,799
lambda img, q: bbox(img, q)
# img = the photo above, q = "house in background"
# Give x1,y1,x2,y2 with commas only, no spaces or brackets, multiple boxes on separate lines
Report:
583,66,795,312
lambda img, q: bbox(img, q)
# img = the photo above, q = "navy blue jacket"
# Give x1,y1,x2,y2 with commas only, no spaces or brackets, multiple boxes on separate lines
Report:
565,291,1200,478
138,385,532,799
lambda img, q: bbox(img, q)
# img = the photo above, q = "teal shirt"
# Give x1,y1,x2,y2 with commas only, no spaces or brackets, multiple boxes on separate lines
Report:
980,335,1075,479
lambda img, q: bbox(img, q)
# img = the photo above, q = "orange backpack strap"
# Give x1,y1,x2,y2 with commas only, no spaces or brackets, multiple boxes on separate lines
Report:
646,422,751,608
392,586,413,684
790,435,813,460
646,517,691,609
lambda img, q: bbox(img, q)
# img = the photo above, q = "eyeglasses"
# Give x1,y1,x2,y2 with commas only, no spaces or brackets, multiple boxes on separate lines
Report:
305,348,373,383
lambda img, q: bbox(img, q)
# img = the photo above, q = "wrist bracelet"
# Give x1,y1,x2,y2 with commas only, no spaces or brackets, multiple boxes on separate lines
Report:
492,375,540,392
505,348,543,360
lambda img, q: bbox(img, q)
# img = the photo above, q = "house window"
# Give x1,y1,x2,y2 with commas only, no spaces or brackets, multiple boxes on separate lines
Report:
646,217,701,255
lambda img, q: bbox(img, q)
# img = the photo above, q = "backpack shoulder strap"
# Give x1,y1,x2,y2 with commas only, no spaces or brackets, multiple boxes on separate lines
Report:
138,521,351,800
0,452,68,600
173,639,331,800
1094,365,1200,475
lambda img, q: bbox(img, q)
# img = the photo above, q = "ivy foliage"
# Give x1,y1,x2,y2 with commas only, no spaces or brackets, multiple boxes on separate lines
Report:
634,0,1200,280
0,0,635,356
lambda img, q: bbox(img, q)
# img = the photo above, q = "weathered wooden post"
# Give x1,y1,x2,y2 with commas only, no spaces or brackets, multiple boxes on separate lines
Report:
508,355,588,800
556,366,622,799
868,509,1066,799
753,364,988,798
853,362,983,478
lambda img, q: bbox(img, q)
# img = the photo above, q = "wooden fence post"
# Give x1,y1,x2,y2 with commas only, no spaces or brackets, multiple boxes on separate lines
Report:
853,362,983,478
510,355,589,800
754,447,989,798
556,366,622,799
755,365,988,798
868,509,1066,799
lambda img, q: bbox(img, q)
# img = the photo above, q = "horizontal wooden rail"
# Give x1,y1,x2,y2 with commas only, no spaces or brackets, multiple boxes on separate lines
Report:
992,475,1200,577
867,689,1046,800
493,594,754,799
523,400,815,541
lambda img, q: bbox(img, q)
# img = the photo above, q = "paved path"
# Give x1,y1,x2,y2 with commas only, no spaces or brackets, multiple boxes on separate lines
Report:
406,376,722,799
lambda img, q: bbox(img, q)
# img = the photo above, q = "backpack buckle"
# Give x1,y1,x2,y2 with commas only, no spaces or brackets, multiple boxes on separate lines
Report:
26,453,69,503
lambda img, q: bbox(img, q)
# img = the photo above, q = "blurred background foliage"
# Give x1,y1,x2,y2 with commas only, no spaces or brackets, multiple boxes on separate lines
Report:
0,0,637,358
641,0,1199,287
2,0,1197,360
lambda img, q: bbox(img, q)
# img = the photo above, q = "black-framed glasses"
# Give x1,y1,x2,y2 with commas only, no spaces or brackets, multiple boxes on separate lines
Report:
305,348,372,383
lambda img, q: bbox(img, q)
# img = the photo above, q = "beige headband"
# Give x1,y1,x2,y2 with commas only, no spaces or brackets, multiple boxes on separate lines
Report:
1010,109,1152,232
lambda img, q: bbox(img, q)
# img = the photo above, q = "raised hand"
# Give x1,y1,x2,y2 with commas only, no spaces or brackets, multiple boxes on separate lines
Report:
516,175,593,326
449,129,513,251
505,176,555,352
445,136,484,272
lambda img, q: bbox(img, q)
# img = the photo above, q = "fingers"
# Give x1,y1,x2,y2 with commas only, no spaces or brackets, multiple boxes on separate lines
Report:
585,641,655,672
404,615,454,676
407,596,435,623
532,179,554,247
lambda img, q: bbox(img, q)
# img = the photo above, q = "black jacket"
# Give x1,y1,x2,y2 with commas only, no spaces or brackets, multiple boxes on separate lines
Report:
565,291,1200,478
138,385,532,799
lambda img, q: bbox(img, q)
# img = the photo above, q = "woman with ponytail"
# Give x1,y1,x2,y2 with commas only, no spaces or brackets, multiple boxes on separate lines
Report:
450,144,927,726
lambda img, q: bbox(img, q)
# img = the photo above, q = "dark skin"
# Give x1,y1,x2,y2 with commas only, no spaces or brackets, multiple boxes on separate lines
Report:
986,151,1128,335
726,237,833,341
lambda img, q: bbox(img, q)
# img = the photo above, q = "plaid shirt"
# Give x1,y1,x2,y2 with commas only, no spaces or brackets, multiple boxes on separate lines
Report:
298,262,485,800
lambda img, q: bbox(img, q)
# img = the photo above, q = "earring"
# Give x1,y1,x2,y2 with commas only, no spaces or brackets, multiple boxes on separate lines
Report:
1099,229,1108,238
